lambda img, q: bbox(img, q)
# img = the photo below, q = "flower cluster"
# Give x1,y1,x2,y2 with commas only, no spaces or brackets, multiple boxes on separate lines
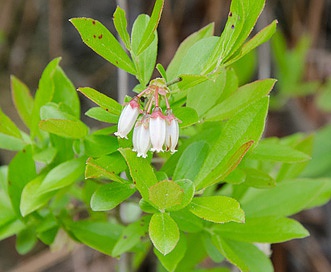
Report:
115,78,179,158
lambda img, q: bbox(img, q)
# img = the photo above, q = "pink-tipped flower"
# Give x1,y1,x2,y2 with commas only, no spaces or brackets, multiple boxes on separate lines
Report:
149,107,166,152
132,115,151,158
115,98,140,139
165,110,179,153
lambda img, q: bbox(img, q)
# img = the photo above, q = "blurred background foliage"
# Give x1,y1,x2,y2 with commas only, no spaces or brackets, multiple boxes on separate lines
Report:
0,0,331,271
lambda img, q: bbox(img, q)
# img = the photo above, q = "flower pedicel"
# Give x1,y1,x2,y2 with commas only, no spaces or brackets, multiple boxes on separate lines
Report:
115,78,180,158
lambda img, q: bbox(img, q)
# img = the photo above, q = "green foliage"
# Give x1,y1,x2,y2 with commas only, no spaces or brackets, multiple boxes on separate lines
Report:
0,0,330,271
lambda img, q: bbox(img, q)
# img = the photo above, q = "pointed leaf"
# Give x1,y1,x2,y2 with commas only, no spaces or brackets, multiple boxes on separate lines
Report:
241,178,331,217
31,58,61,137
174,141,209,181
10,76,34,129
119,148,158,200
85,153,127,183
38,157,85,194
113,6,131,50
154,235,187,272
39,119,89,139
167,23,214,80
0,108,22,139
8,145,36,215
112,216,150,256
212,236,273,272
249,141,311,163
131,14,158,86
91,182,136,211
189,196,245,223
66,220,123,255
149,213,179,255
70,18,136,74
205,79,276,121
78,87,122,115
85,107,119,123
195,98,269,190
137,0,164,55
213,216,309,243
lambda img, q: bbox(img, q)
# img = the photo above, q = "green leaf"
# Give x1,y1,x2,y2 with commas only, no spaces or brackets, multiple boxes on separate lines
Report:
85,153,127,183
205,0,266,72
171,209,204,233
38,157,85,194
249,141,311,163
20,175,55,217
78,87,122,115
85,107,119,123
186,71,226,117
149,213,180,255
154,235,187,272
91,182,136,211
178,37,219,75
33,147,57,164
70,18,136,74
189,196,245,223
213,216,309,243
10,75,34,129
212,236,273,272
195,97,269,190
227,20,278,66
0,133,25,151
149,180,184,211
316,78,331,112
0,108,22,139
112,216,150,256
16,227,37,254
169,179,195,211
172,106,199,128
167,23,214,80
52,66,80,118
84,134,118,157
137,0,164,55
39,119,89,139
204,79,276,121
65,220,123,255
301,125,331,178
175,74,210,91
173,141,209,181
119,148,158,200
8,145,36,215
0,219,25,241
202,233,225,263
241,178,331,217
113,6,131,50
276,134,314,181
242,168,275,188
131,14,158,86
156,63,167,80
139,199,159,213
31,58,61,138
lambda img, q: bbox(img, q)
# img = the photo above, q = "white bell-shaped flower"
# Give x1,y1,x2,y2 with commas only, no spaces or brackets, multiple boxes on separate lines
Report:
165,111,179,153
149,107,166,152
115,99,140,139
133,115,151,158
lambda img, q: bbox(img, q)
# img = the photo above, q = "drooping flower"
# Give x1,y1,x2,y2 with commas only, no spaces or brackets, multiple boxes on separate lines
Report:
115,98,140,139
165,110,179,153
133,114,151,158
149,107,166,152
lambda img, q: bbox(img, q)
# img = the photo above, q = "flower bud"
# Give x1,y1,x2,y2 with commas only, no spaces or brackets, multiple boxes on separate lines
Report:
165,111,179,153
149,107,166,152
133,115,151,158
115,98,140,139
